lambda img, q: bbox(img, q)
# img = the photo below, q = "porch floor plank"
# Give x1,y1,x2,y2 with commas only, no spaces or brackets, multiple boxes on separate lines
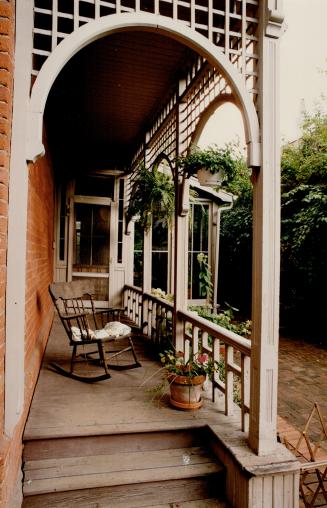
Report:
24,317,229,441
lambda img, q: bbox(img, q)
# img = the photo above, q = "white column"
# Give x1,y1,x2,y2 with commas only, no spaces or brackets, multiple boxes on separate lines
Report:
248,1,284,455
173,93,189,352
5,0,34,435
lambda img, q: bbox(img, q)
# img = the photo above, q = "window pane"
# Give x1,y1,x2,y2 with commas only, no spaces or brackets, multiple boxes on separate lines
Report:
74,204,110,268
133,222,143,287
188,203,210,300
152,252,168,292
152,216,168,251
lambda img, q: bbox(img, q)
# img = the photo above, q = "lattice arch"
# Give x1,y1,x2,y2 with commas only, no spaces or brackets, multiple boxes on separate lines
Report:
33,0,259,98
27,13,261,166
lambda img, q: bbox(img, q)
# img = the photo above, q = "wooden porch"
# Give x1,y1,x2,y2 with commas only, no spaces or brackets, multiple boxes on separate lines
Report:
22,290,299,507
22,315,231,507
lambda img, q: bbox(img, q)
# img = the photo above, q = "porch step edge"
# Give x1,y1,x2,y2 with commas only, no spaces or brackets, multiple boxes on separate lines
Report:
22,477,228,508
23,446,223,496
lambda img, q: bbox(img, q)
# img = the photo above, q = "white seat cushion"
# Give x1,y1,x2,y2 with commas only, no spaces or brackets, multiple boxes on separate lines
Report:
70,326,95,342
104,321,131,338
70,321,131,341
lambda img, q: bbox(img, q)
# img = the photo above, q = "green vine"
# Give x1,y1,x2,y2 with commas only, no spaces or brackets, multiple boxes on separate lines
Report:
126,164,175,230
177,145,238,183
197,253,213,303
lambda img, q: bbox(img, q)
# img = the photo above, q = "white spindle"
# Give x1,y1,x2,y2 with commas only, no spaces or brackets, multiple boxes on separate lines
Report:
225,344,234,416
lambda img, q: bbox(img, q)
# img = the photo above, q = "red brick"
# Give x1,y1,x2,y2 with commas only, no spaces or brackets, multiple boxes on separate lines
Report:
0,117,8,134
0,19,10,36
0,53,12,71
0,102,9,119
0,85,9,102
0,35,12,53
0,132,8,150
0,152,9,168
0,2,13,19
0,68,10,88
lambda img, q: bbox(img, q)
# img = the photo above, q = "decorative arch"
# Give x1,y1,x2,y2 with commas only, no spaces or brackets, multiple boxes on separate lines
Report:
190,93,244,148
27,13,261,167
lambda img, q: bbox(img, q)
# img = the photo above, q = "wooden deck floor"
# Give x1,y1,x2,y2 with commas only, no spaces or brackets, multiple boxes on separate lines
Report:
24,317,229,441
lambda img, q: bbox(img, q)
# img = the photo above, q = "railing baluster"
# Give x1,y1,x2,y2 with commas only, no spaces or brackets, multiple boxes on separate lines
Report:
225,345,234,416
241,353,250,432
192,326,199,355
213,336,220,403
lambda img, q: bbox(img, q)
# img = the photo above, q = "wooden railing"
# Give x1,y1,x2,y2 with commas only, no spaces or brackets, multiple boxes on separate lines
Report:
123,285,251,432
123,285,174,348
177,309,251,432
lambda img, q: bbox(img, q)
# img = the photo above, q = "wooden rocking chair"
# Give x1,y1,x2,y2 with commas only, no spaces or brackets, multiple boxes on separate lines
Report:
49,281,141,383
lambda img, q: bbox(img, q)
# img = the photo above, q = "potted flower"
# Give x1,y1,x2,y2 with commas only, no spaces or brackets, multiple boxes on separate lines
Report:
159,349,216,410
177,145,237,187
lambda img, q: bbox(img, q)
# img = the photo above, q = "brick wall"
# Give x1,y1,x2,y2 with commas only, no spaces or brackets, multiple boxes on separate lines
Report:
25,150,54,400
0,148,55,507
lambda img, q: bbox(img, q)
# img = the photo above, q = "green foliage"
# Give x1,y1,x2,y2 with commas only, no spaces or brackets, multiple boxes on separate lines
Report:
189,305,252,338
280,109,327,335
197,253,213,302
177,145,238,185
159,349,218,379
151,288,174,303
126,165,175,230
218,156,253,316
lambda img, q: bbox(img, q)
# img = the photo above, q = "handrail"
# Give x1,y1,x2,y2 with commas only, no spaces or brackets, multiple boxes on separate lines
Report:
123,284,251,432
143,291,174,310
177,309,251,356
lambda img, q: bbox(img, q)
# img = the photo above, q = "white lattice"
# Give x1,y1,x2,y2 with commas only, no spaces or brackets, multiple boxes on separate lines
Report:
32,0,259,96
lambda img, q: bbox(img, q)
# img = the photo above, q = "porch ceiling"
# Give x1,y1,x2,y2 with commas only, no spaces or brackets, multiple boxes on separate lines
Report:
45,31,196,172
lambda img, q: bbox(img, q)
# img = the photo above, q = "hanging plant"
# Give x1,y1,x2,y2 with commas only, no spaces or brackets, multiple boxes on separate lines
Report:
126,164,175,230
177,145,238,187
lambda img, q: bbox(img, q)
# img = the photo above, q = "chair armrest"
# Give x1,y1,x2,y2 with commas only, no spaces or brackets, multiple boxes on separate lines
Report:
94,307,124,314
61,311,88,320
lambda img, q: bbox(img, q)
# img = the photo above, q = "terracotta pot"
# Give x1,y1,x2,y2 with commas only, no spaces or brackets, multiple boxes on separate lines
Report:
167,373,206,410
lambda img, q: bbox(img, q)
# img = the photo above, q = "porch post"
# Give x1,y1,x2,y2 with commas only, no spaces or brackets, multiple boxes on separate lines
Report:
248,0,284,455
173,83,188,352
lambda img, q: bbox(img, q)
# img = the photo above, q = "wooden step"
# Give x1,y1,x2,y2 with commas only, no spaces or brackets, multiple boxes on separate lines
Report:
23,446,223,496
23,428,205,461
22,477,228,507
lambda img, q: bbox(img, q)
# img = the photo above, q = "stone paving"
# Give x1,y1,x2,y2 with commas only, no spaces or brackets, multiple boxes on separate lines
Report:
278,337,327,508
278,335,327,440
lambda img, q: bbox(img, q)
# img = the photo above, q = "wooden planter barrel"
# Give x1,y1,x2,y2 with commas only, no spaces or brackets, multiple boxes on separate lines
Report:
167,373,206,410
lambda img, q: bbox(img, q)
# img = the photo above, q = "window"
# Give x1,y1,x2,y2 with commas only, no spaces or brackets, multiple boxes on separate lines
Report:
74,203,110,267
133,222,144,288
152,215,169,292
188,202,210,300
58,184,67,262
75,174,114,199
117,179,124,263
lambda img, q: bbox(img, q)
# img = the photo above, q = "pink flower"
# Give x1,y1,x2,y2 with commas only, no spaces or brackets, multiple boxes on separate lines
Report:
197,353,208,364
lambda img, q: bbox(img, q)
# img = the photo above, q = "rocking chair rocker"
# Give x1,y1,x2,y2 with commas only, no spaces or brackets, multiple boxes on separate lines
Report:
49,281,141,383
